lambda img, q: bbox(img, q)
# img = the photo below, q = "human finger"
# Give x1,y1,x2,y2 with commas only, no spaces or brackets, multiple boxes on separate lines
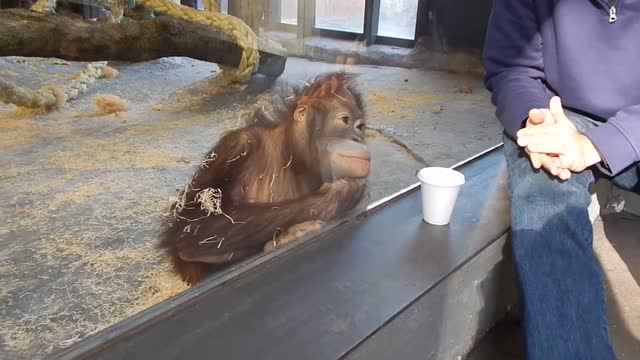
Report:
549,96,570,124
539,154,560,176
526,149,542,169
517,124,567,139
557,168,572,180
518,133,569,150
527,109,546,126
525,141,568,155
531,153,542,169
553,154,574,169
542,108,555,125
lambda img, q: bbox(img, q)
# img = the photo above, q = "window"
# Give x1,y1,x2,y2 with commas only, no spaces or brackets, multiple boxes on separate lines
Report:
281,0,297,25
377,0,419,40
196,0,228,13
315,0,366,33
268,1,419,46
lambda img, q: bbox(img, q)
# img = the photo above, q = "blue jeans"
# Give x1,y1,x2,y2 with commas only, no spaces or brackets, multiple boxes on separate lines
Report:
503,109,639,360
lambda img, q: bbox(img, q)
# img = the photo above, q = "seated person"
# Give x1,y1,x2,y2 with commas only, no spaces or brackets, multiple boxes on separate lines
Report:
482,0,640,359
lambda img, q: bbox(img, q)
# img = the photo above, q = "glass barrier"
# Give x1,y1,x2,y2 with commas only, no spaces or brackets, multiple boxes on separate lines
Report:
0,0,499,357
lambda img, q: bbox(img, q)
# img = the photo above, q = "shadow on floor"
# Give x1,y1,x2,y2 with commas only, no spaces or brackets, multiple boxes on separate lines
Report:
600,212,640,360
464,318,524,360
602,212,640,285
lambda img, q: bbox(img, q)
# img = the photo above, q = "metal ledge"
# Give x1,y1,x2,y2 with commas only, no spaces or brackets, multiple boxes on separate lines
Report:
52,144,509,360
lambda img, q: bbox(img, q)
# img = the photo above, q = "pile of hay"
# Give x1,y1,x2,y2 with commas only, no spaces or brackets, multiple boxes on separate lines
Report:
94,94,129,115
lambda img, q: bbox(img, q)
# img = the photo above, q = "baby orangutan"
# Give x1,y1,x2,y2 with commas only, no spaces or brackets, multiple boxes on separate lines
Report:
158,71,371,284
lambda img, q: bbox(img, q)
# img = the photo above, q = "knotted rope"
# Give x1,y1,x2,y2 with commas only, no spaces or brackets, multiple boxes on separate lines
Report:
0,1,110,110
0,62,111,110
2,0,257,110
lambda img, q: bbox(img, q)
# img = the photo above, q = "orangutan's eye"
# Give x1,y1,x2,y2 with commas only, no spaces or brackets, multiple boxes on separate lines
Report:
340,115,350,124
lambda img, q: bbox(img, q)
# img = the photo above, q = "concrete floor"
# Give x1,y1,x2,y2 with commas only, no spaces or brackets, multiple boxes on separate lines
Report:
0,56,502,358
467,211,640,360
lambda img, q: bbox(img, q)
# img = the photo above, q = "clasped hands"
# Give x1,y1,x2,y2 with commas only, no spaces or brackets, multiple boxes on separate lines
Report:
516,96,602,180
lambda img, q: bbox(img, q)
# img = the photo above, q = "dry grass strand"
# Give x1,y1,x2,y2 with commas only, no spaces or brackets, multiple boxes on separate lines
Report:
99,66,119,80
94,94,129,115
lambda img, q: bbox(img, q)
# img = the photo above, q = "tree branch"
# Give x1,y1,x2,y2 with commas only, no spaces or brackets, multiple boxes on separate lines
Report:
0,9,287,77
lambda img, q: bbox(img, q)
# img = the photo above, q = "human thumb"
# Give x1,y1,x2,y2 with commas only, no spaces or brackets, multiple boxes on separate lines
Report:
528,109,546,125
554,154,575,171
549,96,569,124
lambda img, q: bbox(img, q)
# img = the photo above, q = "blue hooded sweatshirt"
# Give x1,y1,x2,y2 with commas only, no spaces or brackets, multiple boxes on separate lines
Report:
482,0,640,176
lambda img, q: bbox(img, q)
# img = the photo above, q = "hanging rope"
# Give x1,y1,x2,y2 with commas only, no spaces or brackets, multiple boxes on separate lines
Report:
136,0,259,82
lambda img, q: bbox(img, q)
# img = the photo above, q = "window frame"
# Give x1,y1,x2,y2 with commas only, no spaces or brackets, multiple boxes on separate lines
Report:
273,0,419,47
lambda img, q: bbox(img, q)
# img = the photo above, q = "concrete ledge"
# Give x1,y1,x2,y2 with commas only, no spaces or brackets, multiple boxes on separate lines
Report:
52,147,511,360
345,234,516,360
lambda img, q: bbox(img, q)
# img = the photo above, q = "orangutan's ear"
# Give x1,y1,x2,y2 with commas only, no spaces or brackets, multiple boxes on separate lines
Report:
294,105,308,122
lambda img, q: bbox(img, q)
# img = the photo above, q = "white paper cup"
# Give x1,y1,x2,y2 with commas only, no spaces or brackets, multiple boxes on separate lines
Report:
417,167,466,225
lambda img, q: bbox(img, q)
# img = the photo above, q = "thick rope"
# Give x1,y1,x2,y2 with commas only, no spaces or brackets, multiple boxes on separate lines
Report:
136,0,259,82
0,62,109,110
0,81,62,110
63,62,109,100
30,0,57,13
17,0,110,110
